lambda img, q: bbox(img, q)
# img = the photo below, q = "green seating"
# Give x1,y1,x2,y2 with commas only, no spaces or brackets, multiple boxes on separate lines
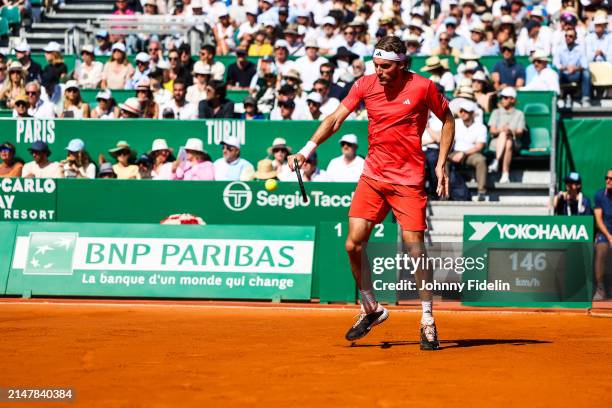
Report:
0,109,13,118
80,88,249,105
0,17,9,37
523,102,550,115
521,127,551,156
0,6,21,26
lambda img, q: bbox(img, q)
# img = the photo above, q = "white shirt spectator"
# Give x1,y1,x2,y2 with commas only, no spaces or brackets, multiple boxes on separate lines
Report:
186,85,207,105
213,157,254,181
449,98,484,124
25,99,56,119
326,155,365,182
516,31,553,56
22,161,62,178
74,60,104,89
316,32,343,54
337,40,369,57
585,31,612,62
210,61,226,81
237,21,260,40
522,66,560,94
152,162,173,180
295,55,328,91
320,97,340,116
159,100,198,119
453,119,487,152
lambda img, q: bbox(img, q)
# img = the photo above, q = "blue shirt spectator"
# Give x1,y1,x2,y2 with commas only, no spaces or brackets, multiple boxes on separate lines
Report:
553,28,591,102
585,14,611,62
492,55,526,90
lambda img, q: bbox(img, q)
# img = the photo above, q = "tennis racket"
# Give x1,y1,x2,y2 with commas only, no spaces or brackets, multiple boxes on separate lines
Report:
294,157,309,203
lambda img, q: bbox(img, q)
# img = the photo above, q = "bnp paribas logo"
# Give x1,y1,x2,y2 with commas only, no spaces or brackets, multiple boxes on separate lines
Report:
23,232,78,275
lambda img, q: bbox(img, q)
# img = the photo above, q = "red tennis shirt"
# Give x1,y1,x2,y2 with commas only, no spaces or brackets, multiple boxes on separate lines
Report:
341,72,449,186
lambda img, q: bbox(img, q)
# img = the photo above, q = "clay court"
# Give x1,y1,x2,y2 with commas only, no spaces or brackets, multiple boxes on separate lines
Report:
1,301,611,407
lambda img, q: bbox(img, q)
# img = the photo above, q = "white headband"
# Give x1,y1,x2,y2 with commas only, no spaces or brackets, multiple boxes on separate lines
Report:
372,49,406,61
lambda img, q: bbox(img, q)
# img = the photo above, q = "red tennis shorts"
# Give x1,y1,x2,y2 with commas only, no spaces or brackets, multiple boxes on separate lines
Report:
348,175,427,231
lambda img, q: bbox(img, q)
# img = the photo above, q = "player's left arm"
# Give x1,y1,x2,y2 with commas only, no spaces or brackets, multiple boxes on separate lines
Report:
435,108,455,198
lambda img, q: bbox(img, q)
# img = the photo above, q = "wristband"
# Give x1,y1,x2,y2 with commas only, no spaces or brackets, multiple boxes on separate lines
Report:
298,141,318,159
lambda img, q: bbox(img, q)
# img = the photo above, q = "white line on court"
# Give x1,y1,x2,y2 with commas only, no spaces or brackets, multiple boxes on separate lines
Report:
0,300,589,316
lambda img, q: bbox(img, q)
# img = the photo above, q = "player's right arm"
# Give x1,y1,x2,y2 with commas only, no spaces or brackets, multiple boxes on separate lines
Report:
289,102,353,170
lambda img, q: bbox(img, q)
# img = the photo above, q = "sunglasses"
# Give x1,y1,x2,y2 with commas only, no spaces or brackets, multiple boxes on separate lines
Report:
501,95,512,99
148,48,159,52
272,148,288,153
168,57,179,61
439,38,449,42
320,70,331,75
340,142,354,148
116,150,130,156
313,87,326,93
15,102,27,107
66,88,78,93
0,148,13,153
26,91,38,96
344,31,355,35
606,176,612,181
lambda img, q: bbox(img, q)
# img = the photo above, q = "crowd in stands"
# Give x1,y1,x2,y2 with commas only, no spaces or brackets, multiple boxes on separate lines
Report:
0,133,365,182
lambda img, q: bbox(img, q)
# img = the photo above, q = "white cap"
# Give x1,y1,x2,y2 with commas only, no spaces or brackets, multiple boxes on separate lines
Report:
64,80,79,90
221,136,241,149
81,44,94,54
500,87,517,98
44,41,61,53
263,19,276,27
96,89,112,100
274,39,289,49
296,10,309,18
246,6,258,15
111,42,127,53
185,138,206,153
306,92,322,104
339,134,358,146
135,52,151,63
464,60,479,71
304,38,319,48
459,100,477,112
14,42,30,53
531,49,551,62
531,6,545,18
593,14,608,25
322,16,336,26
157,59,171,70
472,71,487,82
193,61,212,75
119,97,142,115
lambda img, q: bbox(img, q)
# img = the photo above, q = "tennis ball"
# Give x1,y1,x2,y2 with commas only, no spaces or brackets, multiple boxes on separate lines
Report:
265,178,278,191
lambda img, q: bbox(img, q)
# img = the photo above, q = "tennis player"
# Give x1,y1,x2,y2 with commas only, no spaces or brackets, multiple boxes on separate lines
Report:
290,36,455,350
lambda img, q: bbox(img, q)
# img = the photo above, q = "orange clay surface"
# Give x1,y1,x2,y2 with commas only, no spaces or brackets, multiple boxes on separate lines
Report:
1,301,611,408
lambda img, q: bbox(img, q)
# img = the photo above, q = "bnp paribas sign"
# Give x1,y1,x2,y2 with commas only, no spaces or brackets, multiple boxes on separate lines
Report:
7,223,315,300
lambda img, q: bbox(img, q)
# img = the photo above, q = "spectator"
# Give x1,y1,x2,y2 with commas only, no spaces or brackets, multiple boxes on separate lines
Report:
338,23,369,57
422,112,443,198
227,49,256,89
94,30,112,56
248,30,274,57
458,0,481,38
449,100,487,200
421,56,456,91
136,154,152,179
269,84,309,120
60,81,90,119
23,81,55,119
118,97,142,118
302,152,328,182
470,23,499,56
593,168,612,300
472,71,497,112
319,62,347,100
283,24,304,56
516,20,552,56
449,86,484,124
439,16,469,52
237,7,260,42
199,44,225,81
554,172,592,216
167,48,191,87
12,95,30,118
198,80,235,118
404,34,423,56
492,40,526,90
487,87,525,183
101,43,135,89
14,42,42,83
306,92,324,120
149,139,174,180
108,141,140,179
125,52,151,90
135,78,159,119
312,78,340,117
91,89,120,119
186,62,211,105
282,69,304,96
160,80,198,119
172,138,214,180
253,159,277,181
213,136,254,181
273,39,297,75
553,27,591,107
0,142,23,178
241,96,264,120
1,61,26,109
74,45,103,89
147,40,163,69
267,137,292,181
213,9,236,55
60,138,96,179
22,141,62,179
522,50,560,95
148,67,173,106
98,162,117,178
317,16,343,55
296,39,328,91
326,134,365,182
586,13,611,63
178,43,195,75
42,42,68,85
0,61,6,90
